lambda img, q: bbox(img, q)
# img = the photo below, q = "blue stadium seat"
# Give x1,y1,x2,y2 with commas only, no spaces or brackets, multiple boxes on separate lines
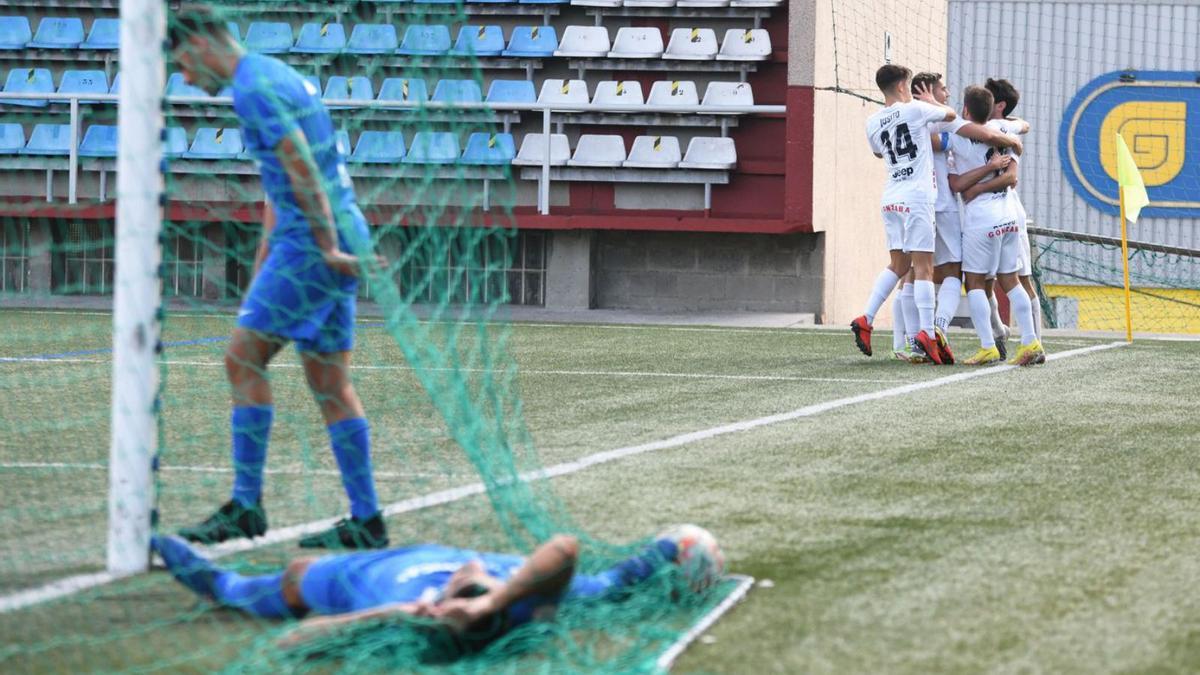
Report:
378,77,427,103
397,25,451,55
503,26,557,57
323,76,374,108
350,130,406,163
461,132,514,165
244,22,293,54
29,17,84,49
58,70,109,101
292,22,346,54
519,0,569,5
468,0,507,5
0,16,31,50
79,125,117,157
450,26,504,57
415,0,456,5
403,131,459,164
226,22,241,43
167,73,210,99
431,79,482,103
21,124,72,155
346,24,398,54
80,18,119,50
486,79,536,104
3,68,54,107
183,128,244,160
109,72,120,93
164,127,188,158
0,123,24,154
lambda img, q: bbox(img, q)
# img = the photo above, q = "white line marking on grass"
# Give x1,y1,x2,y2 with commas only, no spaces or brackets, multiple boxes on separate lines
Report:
0,357,894,384
0,462,428,479
655,574,755,673
0,340,1128,614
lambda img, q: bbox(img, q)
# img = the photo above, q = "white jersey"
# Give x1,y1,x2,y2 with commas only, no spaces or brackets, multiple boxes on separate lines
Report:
986,118,1028,227
866,100,948,206
932,118,968,213
947,129,1016,226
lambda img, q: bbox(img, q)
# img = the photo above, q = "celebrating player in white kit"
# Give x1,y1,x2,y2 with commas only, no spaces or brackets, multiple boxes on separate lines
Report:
852,65,958,364
946,86,1044,366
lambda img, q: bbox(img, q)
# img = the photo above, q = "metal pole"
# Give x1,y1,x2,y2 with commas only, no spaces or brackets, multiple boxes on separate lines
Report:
107,0,165,577
68,97,79,205
540,107,551,215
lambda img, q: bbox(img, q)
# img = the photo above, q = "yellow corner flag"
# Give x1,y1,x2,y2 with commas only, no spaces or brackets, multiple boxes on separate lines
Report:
1115,133,1149,223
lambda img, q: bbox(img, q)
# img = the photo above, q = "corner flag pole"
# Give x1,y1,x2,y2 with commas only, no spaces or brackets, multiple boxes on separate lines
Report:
1118,187,1133,342
108,0,165,576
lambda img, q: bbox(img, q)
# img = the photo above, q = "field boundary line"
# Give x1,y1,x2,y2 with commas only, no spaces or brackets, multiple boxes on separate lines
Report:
0,340,1127,614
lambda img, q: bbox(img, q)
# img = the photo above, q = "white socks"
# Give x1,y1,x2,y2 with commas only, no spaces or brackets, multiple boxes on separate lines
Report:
914,280,936,335
1027,287,1043,338
900,284,919,341
988,291,1006,336
967,289,995,348
864,268,901,324
892,294,906,351
1007,286,1038,346
935,277,961,333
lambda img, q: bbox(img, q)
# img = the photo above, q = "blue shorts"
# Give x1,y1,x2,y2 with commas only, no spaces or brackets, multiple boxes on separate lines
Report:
237,248,357,353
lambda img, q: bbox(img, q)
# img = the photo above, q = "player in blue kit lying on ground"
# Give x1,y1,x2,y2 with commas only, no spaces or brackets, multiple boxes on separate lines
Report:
152,524,725,653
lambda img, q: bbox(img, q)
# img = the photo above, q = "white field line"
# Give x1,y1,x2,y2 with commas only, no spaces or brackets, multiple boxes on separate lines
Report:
654,574,756,672
0,462,429,479
0,341,1128,614
0,357,894,384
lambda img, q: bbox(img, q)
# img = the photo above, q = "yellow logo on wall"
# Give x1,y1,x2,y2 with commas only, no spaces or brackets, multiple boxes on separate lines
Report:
1098,101,1186,186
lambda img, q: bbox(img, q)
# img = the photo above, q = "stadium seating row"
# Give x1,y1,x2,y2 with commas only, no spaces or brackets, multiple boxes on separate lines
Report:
0,68,753,110
512,133,734,169
0,18,770,61
0,122,734,170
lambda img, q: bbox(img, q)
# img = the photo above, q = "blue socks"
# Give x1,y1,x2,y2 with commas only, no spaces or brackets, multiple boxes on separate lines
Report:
329,417,380,519
230,406,273,506
214,571,297,619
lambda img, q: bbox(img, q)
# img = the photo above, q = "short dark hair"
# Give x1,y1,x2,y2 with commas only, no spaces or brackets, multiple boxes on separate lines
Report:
911,72,942,95
167,5,233,51
875,64,912,94
962,85,994,123
985,77,1019,116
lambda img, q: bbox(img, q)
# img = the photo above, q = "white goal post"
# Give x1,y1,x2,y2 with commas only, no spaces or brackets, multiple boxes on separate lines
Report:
106,0,165,576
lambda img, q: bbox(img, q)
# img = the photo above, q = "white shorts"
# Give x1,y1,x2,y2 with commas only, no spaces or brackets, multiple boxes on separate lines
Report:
962,218,1023,276
934,209,962,266
882,202,935,253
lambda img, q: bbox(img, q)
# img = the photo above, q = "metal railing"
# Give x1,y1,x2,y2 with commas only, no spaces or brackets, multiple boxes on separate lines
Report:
0,91,786,212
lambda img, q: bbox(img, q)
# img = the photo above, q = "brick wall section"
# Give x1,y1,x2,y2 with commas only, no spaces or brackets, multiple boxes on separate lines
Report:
595,231,824,313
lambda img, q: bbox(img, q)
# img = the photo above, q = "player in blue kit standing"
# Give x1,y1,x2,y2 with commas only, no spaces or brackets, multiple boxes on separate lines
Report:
169,6,387,549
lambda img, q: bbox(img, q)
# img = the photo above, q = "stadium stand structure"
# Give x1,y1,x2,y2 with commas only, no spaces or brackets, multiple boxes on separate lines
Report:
0,0,808,316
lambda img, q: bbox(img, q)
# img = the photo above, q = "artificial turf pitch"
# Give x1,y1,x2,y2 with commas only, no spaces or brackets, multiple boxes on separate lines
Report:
1,308,1198,672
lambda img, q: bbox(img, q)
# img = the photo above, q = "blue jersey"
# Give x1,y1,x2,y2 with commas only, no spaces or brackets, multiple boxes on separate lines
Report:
298,544,638,618
231,53,361,254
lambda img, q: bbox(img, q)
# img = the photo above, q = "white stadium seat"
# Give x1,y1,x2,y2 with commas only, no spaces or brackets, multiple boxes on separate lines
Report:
624,0,675,8
716,28,771,61
513,133,571,166
607,27,664,58
678,136,737,170
554,26,611,57
592,80,644,109
664,28,718,60
624,135,681,168
647,80,699,109
568,135,626,167
730,0,781,6
677,0,728,6
702,81,754,107
571,0,621,7
538,79,590,106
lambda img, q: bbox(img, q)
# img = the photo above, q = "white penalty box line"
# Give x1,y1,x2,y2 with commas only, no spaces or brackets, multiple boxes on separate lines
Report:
0,341,1128,614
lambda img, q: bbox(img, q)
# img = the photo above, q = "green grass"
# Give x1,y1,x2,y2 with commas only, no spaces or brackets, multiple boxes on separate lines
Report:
1,308,1198,673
